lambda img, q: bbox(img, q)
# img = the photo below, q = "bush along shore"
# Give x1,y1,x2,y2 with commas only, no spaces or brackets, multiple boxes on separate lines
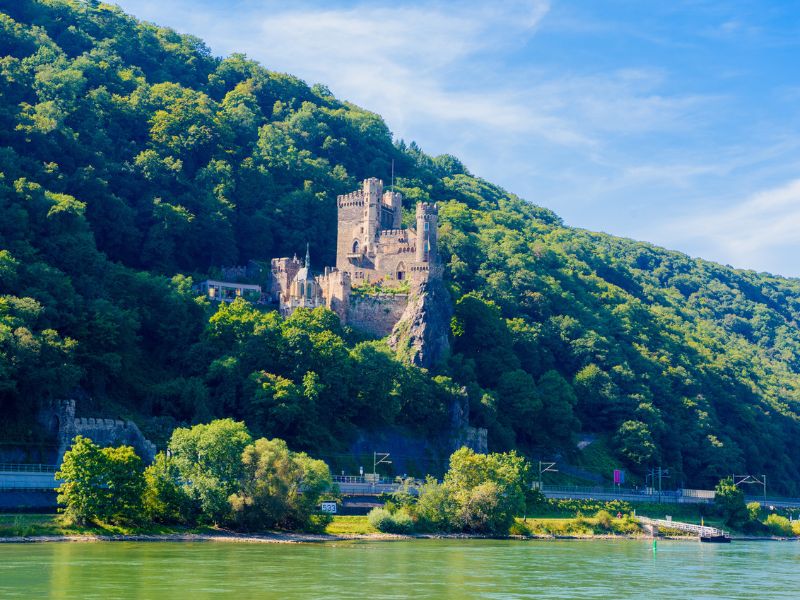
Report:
3,421,798,543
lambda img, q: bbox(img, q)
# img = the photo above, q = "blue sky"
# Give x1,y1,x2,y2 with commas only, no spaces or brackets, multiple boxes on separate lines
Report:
114,0,800,277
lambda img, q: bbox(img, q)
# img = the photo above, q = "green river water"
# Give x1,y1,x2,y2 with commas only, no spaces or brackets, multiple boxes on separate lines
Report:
1,539,798,599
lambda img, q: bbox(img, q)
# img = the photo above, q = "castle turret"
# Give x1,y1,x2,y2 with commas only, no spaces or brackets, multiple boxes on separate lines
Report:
363,178,382,250
415,202,438,263
382,190,403,229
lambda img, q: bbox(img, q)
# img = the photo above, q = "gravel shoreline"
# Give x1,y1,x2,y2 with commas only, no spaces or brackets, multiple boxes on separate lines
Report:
1,532,794,544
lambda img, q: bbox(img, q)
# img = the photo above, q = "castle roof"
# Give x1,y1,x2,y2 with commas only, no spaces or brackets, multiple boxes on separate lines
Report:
297,243,312,280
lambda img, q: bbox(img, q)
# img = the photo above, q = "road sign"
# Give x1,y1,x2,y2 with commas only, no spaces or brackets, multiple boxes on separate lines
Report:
614,469,625,484
320,502,337,513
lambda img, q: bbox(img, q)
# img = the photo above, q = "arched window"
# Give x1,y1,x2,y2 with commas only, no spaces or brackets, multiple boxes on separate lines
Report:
396,262,406,281
306,281,313,299
298,281,305,298
352,239,360,253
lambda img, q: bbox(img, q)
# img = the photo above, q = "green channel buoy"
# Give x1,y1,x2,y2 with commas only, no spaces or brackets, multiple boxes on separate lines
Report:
653,539,657,553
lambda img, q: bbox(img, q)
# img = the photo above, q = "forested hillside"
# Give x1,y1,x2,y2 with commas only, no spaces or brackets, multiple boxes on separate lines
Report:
2,1,799,492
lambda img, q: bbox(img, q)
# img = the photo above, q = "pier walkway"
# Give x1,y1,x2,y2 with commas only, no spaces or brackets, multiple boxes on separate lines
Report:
637,516,729,539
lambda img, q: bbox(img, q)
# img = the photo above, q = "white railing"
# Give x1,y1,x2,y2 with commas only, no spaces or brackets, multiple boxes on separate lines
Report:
0,463,58,473
638,516,728,538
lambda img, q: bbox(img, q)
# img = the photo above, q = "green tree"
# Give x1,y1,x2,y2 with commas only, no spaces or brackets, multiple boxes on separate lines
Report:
229,437,332,531
143,452,197,524
56,436,145,525
168,419,253,523
442,447,530,534
714,477,748,528
614,420,657,466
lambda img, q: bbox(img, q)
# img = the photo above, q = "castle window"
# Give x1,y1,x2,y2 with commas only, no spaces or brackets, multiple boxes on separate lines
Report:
397,262,406,281
352,240,360,253
424,221,429,231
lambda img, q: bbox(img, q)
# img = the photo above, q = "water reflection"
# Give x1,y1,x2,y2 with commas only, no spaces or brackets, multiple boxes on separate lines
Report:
0,539,797,599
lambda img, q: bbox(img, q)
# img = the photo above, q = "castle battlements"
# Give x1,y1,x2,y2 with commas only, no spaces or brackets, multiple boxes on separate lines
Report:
271,177,440,337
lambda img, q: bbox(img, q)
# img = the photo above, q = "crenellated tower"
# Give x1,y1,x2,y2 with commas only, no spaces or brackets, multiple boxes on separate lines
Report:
415,202,438,264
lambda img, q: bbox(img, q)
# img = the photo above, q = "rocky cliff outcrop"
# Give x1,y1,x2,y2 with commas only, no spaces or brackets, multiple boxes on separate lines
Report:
388,277,452,369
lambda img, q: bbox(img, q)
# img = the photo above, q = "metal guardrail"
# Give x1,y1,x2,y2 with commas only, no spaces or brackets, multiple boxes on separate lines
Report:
541,484,683,497
0,464,58,473
332,475,422,485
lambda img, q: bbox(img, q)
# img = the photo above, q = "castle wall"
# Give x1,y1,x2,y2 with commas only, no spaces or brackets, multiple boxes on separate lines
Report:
374,229,417,282
347,293,409,337
270,257,302,304
318,269,350,322
72,417,156,462
39,400,157,464
336,192,365,274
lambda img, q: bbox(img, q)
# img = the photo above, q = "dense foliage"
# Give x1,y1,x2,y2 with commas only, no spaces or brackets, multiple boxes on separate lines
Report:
56,434,145,525
58,420,334,530
370,447,532,535
2,1,800,492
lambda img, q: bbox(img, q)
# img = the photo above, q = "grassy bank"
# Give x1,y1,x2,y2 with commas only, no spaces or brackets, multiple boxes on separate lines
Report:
0,514,217,538
3,513,794,541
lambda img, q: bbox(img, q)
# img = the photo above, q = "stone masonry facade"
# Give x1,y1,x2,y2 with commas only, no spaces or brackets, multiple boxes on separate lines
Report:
270,178,440,338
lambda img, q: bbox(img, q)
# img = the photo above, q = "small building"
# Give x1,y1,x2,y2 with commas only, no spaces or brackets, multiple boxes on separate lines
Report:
197,279,263,303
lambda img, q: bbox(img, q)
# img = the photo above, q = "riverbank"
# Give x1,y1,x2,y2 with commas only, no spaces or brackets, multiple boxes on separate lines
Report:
2,514,795,544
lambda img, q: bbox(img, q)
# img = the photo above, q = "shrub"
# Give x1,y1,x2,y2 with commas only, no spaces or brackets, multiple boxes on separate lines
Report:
367,507,414,534
509,520,531,536
367,507,392,531
765,514,793,537
414,476,453,532
746,501,761,522
611,515,642,535
792,520,800,537
594,510,613,530
390,509,414,533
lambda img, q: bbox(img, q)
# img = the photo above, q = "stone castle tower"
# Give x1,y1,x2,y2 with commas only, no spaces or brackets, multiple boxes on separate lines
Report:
270,178,440,338
335,177,438,285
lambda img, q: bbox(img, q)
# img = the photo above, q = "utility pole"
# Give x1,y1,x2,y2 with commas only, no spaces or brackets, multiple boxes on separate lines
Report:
538,461,557,491
733,474,767,504
373,452,391,482
647,466,669,503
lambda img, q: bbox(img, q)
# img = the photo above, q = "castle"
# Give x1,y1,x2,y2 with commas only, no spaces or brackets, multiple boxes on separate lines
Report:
268,178,440,337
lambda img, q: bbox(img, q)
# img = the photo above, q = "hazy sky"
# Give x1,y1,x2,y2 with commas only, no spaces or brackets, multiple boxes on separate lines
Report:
113,0,800,277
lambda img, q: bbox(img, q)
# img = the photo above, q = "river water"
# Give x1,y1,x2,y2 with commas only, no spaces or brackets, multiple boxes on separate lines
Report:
1,539,797,599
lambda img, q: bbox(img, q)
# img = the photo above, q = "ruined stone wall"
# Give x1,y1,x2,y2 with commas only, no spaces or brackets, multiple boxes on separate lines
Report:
41,400,157,464
347,293,409,337
71,418,156,462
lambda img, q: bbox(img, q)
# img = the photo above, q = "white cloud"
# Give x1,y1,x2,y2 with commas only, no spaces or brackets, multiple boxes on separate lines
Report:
116,0,715,151
113,0,800,276
666,179,800,272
